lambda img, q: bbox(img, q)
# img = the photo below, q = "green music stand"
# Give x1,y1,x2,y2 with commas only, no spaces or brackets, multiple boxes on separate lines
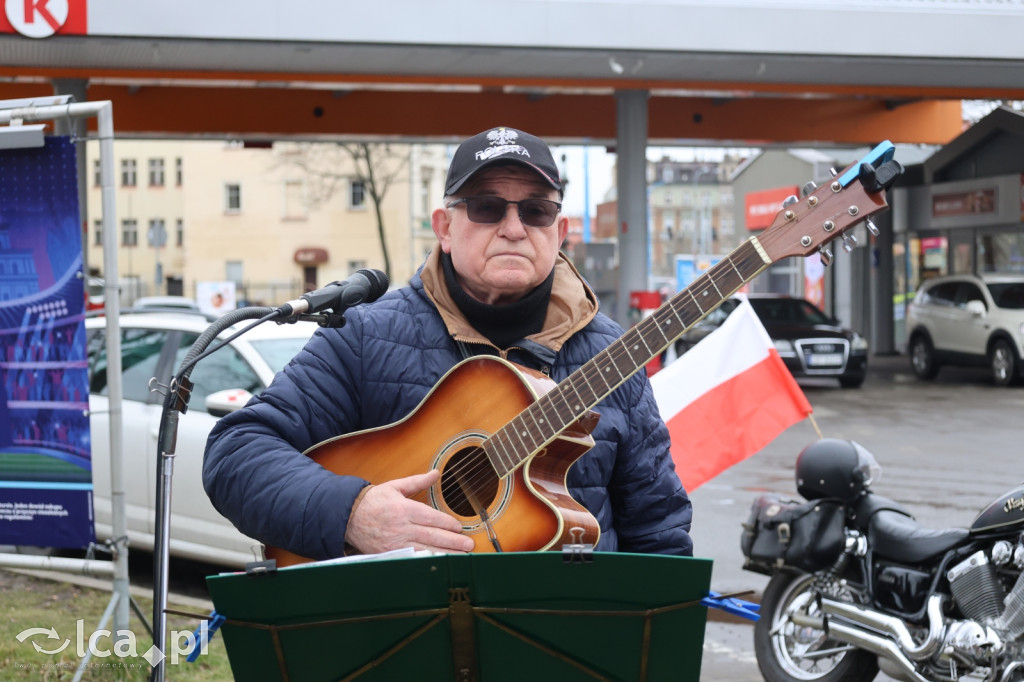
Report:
205,550,712,681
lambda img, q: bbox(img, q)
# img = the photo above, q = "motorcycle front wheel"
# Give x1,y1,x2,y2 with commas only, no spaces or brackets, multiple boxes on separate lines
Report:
754,571,879,682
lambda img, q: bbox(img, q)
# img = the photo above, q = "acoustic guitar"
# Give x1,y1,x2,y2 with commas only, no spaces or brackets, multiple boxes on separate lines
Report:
265,142,903,567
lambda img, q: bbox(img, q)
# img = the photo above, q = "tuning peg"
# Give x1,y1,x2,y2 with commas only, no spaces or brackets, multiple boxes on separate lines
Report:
801,181,817,197
865,218,879,236
782,194,798,208
841,233,857,253
828,167,838,178
819,247,834,266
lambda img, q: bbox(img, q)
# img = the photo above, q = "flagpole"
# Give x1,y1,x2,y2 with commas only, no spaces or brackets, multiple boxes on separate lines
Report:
807,412,824,439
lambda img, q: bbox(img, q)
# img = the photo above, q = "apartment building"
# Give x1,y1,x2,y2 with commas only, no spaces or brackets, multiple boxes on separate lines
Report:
85,139,449,307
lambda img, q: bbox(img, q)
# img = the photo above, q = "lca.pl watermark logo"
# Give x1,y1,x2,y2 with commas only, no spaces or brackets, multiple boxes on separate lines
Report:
15,620,209,667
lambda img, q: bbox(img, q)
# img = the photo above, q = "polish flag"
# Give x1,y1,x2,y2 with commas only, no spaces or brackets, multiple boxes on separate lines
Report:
651,298,812,491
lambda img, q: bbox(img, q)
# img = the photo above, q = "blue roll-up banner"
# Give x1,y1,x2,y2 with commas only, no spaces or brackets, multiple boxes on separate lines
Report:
0,136,94,548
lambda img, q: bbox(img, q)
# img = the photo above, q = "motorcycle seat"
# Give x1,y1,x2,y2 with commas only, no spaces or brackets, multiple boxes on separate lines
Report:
869,509,970,563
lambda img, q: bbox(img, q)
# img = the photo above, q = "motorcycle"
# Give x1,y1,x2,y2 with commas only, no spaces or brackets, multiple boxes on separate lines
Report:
739,438,1024,682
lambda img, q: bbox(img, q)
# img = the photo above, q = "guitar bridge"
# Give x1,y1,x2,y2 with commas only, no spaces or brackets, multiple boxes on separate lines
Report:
478,508,502,553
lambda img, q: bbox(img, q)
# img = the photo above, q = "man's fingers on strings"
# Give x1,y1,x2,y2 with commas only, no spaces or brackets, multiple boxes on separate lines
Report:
390,469,442,498
407,500,465,534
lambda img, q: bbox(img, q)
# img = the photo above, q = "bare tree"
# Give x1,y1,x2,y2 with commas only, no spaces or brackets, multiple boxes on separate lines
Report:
275,141,407,281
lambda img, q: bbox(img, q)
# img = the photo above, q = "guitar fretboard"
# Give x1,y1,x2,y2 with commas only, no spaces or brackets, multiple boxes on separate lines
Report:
483,237,772,477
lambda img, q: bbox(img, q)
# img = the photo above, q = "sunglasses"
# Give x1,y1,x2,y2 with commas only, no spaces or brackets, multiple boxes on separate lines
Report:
447,196,562,228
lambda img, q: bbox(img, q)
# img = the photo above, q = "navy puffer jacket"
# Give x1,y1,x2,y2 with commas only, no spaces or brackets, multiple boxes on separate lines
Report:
203,254,693,560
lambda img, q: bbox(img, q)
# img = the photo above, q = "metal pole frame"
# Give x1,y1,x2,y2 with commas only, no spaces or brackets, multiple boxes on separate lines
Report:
0,98,130,652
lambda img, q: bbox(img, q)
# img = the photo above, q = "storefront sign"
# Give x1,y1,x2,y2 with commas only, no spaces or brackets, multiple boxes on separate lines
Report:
1,0,87,37
931,187,996,217
197,281,237,315
745,186,799,230
294,247,329,265
675,254,724,291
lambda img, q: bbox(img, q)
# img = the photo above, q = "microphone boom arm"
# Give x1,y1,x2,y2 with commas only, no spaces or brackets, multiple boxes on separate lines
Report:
149,269,387,676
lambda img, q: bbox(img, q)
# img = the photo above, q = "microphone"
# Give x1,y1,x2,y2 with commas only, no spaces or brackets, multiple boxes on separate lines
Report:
277,269,389,317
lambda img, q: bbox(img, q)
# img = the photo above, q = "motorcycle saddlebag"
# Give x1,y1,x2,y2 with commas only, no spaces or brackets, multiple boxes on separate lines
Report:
740,493,845,575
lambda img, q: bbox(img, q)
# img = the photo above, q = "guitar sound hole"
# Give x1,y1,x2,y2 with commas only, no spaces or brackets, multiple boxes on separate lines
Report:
440,446,499,518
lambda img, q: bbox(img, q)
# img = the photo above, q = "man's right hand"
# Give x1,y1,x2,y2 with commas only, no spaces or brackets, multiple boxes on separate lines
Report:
344,470,475,555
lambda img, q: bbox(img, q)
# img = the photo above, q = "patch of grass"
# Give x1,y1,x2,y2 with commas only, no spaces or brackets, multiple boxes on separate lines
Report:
0,569,234,680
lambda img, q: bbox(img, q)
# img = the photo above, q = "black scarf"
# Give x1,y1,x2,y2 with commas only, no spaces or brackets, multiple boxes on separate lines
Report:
441,252,554,349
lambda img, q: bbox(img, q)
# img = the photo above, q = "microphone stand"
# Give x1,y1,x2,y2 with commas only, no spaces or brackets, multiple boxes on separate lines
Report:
149,305,347,681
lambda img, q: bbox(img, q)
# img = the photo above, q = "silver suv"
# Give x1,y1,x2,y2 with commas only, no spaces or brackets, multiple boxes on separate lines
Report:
906,273,1024,386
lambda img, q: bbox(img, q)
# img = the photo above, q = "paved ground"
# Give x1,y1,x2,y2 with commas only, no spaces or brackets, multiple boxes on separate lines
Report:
695,352,1024,680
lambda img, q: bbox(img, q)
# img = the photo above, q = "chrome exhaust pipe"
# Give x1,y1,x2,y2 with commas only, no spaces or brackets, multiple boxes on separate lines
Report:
789,611,931,682
825,620,932,682
787,596,944,682
820,594,945,661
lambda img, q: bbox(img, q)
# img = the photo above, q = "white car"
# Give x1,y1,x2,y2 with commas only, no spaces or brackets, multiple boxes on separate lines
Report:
130,295,202,312
87,312,318,566
906,273,1024,386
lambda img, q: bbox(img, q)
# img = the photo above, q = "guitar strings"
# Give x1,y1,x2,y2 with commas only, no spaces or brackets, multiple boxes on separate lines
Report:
434,248,760,508
441,266,756,511
435,247,765,511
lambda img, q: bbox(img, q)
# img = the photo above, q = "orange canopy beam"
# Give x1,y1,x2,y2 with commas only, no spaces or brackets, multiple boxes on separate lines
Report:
0,82,963,146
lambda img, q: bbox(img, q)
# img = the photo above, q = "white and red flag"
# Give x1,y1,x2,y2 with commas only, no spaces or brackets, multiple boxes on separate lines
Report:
651,298,813,491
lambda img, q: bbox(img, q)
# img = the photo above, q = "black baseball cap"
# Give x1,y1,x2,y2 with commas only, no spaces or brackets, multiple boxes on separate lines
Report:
444,126,562,197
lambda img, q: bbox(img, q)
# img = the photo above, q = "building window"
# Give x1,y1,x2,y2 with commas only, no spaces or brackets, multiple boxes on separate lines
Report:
121,159,137,187
148,158,165,187
147,218,166,247
122,219,138,247
94,219,102,246
420,174,431,216
225,183,241,212
93,159,101,186
175,157,183,186
225,260,243,285
175,219,183,247
284,179,306,220
347,259,367,275
349,180,366,209
663,213,675,240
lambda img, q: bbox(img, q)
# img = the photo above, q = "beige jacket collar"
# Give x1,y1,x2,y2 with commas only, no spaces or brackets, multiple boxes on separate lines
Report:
420,244,599,353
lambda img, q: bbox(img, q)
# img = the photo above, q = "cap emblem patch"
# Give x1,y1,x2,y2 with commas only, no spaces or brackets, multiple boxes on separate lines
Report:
476,128,531,162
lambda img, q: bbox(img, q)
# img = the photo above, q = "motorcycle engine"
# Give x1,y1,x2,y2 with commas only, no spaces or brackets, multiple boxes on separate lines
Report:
995,570,1024,639
948,550,1006,622
948,542,1024,640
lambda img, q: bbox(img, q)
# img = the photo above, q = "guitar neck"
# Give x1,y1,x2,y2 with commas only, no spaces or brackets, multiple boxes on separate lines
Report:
484,238,772,477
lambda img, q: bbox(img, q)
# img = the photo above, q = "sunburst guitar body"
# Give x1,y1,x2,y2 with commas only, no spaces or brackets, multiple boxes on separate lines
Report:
264,356,602,567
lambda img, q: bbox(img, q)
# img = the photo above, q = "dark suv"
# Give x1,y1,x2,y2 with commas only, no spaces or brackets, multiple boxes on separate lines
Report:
747,295,869,388
906,273,1024,387
675,294,869,388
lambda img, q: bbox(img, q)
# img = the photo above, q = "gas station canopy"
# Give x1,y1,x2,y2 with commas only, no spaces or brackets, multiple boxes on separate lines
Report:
6,0,1024,145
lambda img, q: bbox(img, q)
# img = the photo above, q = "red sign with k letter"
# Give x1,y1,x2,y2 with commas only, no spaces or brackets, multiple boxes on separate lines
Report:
2,0,87,38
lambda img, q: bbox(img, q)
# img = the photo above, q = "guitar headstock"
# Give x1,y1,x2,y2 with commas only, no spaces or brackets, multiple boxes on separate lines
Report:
757,141,904,265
